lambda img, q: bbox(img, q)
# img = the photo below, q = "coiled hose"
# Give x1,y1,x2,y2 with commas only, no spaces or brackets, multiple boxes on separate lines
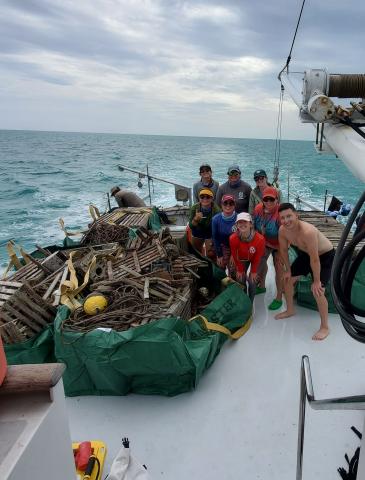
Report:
331,191,365,342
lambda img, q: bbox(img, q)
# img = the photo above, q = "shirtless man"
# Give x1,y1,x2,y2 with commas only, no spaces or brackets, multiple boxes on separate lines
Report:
275,203,335,341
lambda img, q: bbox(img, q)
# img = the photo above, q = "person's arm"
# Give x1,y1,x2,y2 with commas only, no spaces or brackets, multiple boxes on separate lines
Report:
229,234,244,274
189,204,202,228
216,185,223,209
193,183,199,203
248,192,255,215
278,227,291,281
305,229,324,297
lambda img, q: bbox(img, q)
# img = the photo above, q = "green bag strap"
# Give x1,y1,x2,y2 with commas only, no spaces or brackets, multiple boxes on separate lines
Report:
189,314,252,340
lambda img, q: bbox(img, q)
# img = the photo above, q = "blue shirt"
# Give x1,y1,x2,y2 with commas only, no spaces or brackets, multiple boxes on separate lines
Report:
212,212,237,257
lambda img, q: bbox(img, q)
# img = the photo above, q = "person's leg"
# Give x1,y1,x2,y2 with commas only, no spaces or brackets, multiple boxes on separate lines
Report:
275,275,299,319
312,293,330,340
246,275,256,302
268,251,284,310
257,256,268,288
191,236,204,254
205,239,216,260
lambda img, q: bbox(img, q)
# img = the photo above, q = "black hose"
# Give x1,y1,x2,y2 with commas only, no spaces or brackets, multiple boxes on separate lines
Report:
331,191,365,342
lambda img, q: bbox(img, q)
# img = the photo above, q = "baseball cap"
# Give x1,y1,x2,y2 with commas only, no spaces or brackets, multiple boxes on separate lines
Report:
199,188,214,197
222,194,235,204
262,187,278,199
199,163,212,172
236,212,252,222
227,164,241,175
253,169,267,179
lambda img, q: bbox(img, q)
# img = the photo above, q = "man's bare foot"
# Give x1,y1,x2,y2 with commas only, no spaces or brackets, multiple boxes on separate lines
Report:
312,327,329,341
275,310,295,320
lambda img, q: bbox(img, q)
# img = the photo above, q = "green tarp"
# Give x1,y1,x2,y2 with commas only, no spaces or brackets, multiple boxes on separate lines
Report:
351,258,365,310
296,258,365,314
295,275,337,313
54,283,252,397
5,325,55,365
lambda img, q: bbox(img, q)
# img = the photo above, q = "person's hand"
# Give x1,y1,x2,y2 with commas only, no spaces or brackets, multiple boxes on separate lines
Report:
282,271,291,282
311,280,325,298
217,256,224,268
194,212,203,223
250,272,258,284
236,271,245,282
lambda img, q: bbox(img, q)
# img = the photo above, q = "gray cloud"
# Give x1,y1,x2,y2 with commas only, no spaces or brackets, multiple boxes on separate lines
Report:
0,0,363,139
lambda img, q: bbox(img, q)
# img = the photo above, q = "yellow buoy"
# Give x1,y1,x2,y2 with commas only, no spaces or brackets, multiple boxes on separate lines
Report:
83,295,108,315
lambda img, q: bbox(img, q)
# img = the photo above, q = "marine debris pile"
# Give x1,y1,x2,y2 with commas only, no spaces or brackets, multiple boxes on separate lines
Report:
0,207,209,343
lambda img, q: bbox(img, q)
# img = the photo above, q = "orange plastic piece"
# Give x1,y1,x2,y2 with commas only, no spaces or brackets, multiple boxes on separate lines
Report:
0,333,7,386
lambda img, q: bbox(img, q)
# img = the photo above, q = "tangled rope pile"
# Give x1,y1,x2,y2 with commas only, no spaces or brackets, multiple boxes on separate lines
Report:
81,221,130,246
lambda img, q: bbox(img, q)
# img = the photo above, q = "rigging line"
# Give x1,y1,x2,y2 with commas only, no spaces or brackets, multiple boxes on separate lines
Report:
273,84,284,184
278,0,307,79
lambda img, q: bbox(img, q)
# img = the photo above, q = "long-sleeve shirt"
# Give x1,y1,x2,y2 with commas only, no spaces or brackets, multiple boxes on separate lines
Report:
253,203,280,249
193,179,219,203
248,186,283,215
189,203,221,239
229,231,265,274
216,180,252,213
212,212,237,257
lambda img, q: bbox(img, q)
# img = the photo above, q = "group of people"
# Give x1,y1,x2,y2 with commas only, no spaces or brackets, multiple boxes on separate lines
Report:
109,164,335,341
190,163,335,341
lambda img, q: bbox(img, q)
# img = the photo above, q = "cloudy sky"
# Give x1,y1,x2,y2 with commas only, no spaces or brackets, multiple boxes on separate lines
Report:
1,0,363,139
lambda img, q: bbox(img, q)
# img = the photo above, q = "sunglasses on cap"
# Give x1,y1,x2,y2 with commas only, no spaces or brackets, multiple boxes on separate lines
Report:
255,176,265,181
223,201,235,206
263,197,276,202
200,194,212,200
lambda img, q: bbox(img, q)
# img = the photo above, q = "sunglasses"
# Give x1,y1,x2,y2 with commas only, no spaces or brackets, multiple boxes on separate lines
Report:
223,201,235,206
255,176,265,181
200,194,212,200
228,172,240,176
263,197,276,202
200,168,211,173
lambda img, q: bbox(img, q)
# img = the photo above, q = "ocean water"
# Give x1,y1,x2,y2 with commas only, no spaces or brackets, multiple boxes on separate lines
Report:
0,129,363,271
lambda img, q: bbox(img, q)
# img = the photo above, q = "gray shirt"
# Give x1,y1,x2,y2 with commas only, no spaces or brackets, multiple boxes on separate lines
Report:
193,179,219,203
216,180,252,213
114,190,146,208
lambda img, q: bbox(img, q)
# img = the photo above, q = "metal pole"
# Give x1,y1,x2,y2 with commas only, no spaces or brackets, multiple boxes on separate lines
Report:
323,189,328,212
107,192,112,211
146,164,152,206
296,357,308,480
319,123,324,151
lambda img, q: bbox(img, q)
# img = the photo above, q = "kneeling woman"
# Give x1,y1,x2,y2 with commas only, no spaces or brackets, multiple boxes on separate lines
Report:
229,212,266,301
189,188,220,256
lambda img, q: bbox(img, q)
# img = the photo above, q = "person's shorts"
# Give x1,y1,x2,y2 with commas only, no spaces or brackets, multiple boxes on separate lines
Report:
191,227,211,240
291,249,335,286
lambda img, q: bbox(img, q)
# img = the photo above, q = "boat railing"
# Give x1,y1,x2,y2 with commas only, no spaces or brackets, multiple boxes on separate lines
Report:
288,192,321,211
296,355,365,480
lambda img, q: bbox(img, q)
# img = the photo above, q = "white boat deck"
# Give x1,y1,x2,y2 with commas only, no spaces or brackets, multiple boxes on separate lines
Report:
67,265,365,479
